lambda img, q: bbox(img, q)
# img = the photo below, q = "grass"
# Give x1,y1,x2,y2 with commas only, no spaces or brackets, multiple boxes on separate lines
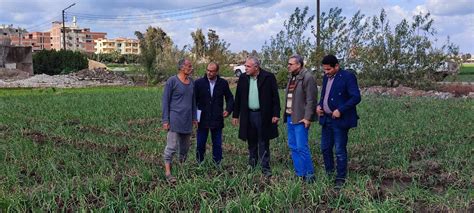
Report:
0,87,472,211
444,63,474,82
459,63,474,75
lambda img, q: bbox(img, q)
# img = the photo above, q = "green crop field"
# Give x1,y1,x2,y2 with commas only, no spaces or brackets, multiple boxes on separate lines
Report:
0,87,472,211
460,63,474,75
444,63,474,82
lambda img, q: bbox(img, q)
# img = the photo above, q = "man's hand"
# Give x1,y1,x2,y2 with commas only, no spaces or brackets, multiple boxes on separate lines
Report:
316,105,324,117
163,123,170,131
299,118,311,128
223,111,229,118
272,117,279,124
232,118,239,126
193,120,198,127
332,109,341,119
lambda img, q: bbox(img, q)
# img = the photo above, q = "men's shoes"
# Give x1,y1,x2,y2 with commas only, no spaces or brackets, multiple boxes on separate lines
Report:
303,175,316,184
334,178,346,190
263,171,272,178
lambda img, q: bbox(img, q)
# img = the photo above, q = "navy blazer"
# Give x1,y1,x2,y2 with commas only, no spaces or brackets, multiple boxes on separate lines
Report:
195,75,234,129
318,69,361,129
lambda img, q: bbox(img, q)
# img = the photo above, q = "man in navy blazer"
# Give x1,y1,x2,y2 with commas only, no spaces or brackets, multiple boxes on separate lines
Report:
195,62,234,164
316,55,361,189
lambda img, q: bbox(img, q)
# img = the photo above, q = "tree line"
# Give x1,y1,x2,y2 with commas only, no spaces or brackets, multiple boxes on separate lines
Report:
262,7,460,88
33,6,461,89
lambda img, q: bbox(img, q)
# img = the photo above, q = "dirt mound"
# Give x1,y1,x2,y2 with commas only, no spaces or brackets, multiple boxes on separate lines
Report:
0,68,133,88
72,68,131,84
0,68,31,81
88,59,107,70
361,85,464,99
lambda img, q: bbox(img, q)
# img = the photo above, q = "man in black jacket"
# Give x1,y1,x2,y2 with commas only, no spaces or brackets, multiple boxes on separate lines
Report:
232,56,280,177
195,62,234,164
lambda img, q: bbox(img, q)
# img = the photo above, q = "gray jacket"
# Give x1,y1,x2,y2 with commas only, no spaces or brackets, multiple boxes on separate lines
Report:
283,68,318,123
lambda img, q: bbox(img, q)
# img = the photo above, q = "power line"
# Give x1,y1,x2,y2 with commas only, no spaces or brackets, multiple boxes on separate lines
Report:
24,15,61,32
66,1,268,26
66,0,248,21
21,1,242,32
66,1,235,18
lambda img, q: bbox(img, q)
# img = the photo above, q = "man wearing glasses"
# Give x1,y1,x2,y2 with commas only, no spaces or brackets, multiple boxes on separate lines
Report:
284,54,318,183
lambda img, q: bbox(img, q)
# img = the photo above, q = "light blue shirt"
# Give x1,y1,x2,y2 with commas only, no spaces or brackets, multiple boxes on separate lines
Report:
248,76,260,110
209,78,216,97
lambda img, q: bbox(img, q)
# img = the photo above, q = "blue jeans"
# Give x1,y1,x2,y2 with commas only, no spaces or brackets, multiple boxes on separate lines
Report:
196,127,223,164
287,116,315,178
320,116,349,180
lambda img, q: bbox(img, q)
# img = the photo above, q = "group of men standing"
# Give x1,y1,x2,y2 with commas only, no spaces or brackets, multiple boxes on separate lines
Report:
161,54,361,189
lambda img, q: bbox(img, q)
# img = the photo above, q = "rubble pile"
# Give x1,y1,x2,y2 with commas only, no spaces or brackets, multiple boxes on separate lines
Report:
0,68,133,88
362,85,474,99
72,68,131,84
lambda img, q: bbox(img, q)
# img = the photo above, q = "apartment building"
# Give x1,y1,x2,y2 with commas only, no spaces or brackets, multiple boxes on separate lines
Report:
94,37,140,55
50,18,106,53
0,25,51,52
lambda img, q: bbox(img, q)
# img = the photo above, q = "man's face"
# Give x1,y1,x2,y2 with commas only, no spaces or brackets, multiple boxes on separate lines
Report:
244,59,258,76
206,63,218,80
322,64,339,77
287,58,301,74
181,60,194,75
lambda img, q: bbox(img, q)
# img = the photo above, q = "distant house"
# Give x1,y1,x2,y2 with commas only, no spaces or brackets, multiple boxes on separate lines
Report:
94,37,140,55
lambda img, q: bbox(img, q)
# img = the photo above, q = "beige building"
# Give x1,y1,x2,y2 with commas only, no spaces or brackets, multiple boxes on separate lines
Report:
94,37,140,55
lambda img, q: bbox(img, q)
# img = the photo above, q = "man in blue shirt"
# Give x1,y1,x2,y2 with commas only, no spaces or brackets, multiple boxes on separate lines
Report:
316,55,361,189
162,58,197,184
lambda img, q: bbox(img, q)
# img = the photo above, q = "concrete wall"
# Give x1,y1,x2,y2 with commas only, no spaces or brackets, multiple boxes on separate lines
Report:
0,45,33,75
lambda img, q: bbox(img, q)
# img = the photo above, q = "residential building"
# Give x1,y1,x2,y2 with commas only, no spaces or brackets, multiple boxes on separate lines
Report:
2,17,106,54
50,17,106,53
11,32,51,52
0,25,50,52
94,37,140,55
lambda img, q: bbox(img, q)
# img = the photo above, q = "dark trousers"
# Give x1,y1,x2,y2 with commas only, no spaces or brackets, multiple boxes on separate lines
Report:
321,116,349,180
196,127,223,164
248,111,271,174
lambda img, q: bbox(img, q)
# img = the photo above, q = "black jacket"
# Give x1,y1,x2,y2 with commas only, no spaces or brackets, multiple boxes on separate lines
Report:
195,75,234,129
232,69,280,141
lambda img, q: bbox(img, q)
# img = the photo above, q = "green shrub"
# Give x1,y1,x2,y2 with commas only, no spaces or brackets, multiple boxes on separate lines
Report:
33,49,88,75
276,70,288,89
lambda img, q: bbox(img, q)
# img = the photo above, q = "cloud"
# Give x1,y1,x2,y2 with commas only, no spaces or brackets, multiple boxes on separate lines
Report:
423,0,474,16
1,0,473,53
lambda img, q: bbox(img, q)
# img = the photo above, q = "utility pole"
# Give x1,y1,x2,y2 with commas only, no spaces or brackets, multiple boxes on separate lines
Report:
316,0,320,48
62,3,76,50
18,27,22,46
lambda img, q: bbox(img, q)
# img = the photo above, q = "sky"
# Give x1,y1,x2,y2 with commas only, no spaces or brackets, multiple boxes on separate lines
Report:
1,0,473,54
